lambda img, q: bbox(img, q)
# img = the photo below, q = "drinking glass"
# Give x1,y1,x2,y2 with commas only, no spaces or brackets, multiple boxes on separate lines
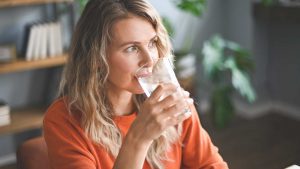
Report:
135,57,191,114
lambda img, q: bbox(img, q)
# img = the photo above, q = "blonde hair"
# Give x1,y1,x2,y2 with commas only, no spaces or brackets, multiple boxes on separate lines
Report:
59,0,181,168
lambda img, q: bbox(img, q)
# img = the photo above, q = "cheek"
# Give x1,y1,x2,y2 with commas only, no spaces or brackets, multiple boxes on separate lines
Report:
112,60,135,74
108,56,138,81
120,62,133,72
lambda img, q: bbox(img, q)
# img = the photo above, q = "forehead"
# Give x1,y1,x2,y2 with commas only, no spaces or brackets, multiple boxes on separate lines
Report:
110,15,156,44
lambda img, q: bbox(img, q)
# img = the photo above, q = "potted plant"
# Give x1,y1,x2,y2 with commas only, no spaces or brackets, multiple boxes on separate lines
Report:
202,35,256,128
165,0,207,93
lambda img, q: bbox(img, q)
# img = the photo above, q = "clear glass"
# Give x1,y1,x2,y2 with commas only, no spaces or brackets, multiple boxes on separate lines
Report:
135,57,191,114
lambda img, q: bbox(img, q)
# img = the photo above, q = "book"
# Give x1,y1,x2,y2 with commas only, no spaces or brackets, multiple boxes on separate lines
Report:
33,24,43,60
26,25,38,61
39,24,48,60
49,22,56,57
25,21,64,60
56,22,63,56
0,101,10,127
0,115,10,127
51,22,63,56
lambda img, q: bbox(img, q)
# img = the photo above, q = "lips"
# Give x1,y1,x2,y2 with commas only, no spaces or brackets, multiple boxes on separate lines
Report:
137,72,152,78
135,67,153,79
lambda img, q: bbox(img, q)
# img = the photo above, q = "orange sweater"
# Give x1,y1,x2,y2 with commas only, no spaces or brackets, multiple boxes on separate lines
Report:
43,98,228,169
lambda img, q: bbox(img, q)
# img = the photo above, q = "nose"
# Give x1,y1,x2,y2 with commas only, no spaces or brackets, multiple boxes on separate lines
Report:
139,49,156,68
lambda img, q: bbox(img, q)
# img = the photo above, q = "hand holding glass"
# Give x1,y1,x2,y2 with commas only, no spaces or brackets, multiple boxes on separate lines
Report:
135,57,191,114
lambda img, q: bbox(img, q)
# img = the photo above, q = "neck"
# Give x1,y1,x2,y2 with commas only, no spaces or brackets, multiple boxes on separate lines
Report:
107,86,135,116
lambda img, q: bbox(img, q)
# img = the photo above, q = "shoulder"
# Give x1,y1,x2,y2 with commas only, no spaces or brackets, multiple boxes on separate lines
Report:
44,97,80,125
44,98,68,121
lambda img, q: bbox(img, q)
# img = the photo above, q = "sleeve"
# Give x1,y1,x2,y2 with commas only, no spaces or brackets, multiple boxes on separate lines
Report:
43,107,97,169
181,105,229,169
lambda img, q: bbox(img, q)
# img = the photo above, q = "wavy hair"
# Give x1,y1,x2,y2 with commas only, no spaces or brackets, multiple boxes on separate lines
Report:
59,0,181,168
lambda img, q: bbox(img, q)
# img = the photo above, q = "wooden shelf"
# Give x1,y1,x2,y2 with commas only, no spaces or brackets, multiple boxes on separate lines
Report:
0,0,73,8
0,54,67,74
0,107,45,135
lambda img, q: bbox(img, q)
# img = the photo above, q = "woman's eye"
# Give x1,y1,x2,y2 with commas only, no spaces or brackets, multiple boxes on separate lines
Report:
125,46,138,53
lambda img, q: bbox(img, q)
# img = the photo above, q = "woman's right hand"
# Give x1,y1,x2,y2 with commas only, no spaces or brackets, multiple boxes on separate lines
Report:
127,83,193,147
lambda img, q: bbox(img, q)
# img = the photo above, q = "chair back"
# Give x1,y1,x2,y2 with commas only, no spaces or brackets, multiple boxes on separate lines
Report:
17,137,50,169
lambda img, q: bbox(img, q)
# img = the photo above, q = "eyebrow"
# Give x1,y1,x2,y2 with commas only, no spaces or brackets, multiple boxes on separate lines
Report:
118,35,158,48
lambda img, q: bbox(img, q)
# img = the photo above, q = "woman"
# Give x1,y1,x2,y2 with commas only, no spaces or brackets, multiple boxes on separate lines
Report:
43,0,228,168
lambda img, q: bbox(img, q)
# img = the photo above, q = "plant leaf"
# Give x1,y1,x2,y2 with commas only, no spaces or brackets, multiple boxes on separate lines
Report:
77,0,88,13
224,58,256,102
226,41,254,72
175,0,206,17
261,0,275,6
202,35,226,79
162,17,175,37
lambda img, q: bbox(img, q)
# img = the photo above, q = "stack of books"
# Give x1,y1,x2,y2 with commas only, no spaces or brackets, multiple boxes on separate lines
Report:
0,101,10,127
25,21,63,61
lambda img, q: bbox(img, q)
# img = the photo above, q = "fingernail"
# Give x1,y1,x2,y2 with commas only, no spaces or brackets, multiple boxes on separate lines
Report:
186,98,193,104
183,91,190,96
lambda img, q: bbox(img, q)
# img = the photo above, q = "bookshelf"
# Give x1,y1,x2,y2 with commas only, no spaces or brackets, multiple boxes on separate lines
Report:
0,54,67,74
0,0,74,137
0,0,73,8
0,107,45,135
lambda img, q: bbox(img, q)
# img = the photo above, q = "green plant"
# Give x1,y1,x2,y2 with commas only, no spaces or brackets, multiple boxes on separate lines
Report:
162,17,175,37
77,0,88,13
202,35,256,128
261,0,276,6
174,0,207,17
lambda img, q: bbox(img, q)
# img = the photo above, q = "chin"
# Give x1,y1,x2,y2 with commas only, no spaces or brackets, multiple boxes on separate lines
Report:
133,87,145,95
130,85,145,95
136,91,145,95
129,80,144,94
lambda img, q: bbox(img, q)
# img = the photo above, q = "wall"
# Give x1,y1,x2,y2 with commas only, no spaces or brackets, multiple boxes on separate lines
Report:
268,21,300,106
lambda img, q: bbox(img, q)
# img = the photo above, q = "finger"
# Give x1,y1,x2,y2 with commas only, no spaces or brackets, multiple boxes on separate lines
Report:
156,90,194,113
159,88,193,105
149,83,178,101
156,90,181,108
162,97,194,117
155,98,193,128
149,84,164,100
178,87,190,98
186,98,194,105
182,90,190,98
159,98,187,118
165,110,192,126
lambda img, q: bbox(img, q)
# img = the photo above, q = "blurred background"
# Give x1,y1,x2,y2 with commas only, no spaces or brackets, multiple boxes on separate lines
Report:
0,0,299,169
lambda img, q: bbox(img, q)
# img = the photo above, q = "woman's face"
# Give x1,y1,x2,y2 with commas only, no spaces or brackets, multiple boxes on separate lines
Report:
107,15,159,94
